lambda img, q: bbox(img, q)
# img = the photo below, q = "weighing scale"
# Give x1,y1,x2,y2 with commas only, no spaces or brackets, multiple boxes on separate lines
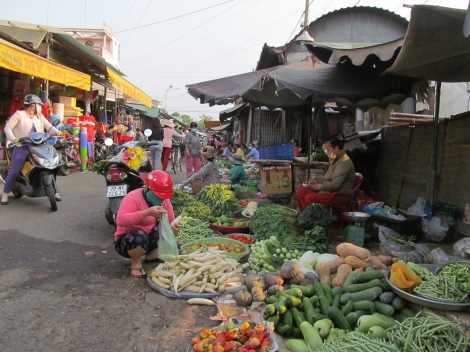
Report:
342,212,371,247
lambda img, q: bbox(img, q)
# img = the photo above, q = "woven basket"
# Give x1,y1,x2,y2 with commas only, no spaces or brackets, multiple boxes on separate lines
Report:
180,237,250,261
208,218,250,234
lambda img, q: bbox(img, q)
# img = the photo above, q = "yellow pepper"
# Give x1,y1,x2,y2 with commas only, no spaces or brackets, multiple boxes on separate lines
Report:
390,262,422,293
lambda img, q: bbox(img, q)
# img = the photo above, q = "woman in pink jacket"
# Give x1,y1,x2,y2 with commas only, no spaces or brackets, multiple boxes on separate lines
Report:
161,119,184,171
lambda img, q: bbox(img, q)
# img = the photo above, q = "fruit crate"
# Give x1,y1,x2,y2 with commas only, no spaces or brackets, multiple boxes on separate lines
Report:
180,237,250,260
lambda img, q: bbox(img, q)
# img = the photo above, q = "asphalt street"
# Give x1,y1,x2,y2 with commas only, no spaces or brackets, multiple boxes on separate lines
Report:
0,164,218,352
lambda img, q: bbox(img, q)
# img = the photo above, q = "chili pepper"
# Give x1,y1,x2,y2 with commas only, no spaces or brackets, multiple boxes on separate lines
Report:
239,321,250,330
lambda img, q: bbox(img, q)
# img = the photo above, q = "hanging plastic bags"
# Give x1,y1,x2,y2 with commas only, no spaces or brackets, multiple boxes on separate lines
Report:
157,213,179,262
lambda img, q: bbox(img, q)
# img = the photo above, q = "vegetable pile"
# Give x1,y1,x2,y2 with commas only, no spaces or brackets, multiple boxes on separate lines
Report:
176,217,215,246
226,234,255,245
249,237,303,273
181,201,212,220
171,189,196,208
250,204,297,242
149,247,249,294
196,184,241,217
208,215,248,227
295,203,335,231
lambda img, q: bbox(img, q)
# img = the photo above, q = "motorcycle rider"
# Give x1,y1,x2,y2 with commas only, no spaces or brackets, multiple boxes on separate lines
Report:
2,94,63,205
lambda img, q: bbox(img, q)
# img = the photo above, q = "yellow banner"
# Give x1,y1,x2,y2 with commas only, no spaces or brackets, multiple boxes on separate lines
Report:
106,68,152,108
0,39,91,91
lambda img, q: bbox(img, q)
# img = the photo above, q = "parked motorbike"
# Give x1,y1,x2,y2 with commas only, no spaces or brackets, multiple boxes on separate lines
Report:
0,120,62,211
103,130,154,225
94,133,117,162
55,135,81,176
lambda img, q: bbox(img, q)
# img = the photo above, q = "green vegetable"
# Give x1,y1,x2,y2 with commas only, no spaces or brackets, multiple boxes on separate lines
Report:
180,201,212,219
346,279,382,293
340,300,354,316
322,284,334,303
286,295,303,308
296,203,335,231
368,326,389,340
399,308,417,318
282,309,294,336
290,284,315,297
328,306,352,331
379,292,396,304
290,307,306,328
353,300,375,311
356,270,384,283
316,333,399,351
406,262,431,279
267,313,280,327
391,296,407,311
275,323,290,335
250,204,297,242
195,184,241,217
373,301,395,316
285,338,310,352
318,295,331,316
345,312,359,328
342,271,358,292
302,297,315,325
177,217,215,246
414,275,467,302
357,315,390,333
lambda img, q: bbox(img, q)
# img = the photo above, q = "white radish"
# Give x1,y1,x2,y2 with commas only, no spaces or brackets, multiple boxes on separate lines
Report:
186,298,216,305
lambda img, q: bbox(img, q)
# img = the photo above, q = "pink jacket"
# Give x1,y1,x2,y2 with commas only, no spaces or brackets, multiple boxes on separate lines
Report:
162,127,184,148
114,189,175,241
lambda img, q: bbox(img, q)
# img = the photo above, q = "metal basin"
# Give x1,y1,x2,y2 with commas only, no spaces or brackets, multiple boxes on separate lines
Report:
342,211,371,223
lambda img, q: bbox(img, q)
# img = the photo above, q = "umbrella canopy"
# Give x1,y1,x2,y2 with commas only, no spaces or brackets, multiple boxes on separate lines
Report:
187,58,420,111
385,5,470,82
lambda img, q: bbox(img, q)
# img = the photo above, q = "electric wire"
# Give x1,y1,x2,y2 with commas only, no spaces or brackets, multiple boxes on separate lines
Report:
286,0,314,43
115,0,237,33
121,0,152,49
115,0,138,31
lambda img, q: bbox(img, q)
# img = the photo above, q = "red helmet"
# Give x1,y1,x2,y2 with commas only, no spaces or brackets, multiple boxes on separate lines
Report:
145,170,173,199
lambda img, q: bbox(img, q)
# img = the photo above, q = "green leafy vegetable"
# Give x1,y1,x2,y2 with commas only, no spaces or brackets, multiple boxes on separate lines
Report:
296,203,335,231
250,204,297,242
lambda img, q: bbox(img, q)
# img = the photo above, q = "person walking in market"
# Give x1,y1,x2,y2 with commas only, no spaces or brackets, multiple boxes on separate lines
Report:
134,127,145,142
114,170,180,278
184,122,202,177
179,146,220,195
161,119,184,172
148,119,164,170
296,133,355,212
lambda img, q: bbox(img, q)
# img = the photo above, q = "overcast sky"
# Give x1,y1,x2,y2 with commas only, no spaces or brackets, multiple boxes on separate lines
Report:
0,0,468,120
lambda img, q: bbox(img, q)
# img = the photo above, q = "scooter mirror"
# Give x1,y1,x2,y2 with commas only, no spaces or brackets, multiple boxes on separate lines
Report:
51,118,61,127
144,129,152,137
104,138,113,146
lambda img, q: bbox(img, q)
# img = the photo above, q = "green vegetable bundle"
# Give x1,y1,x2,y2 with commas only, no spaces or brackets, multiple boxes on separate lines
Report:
283,226,328,253
91,160,109,176
181,201,212,220
195,184,241,217
171,189,196,208
318,333,398,351
296,203,336,231
312,151,330,162
176,216,215,246
388,313,468,352
250,204,297,242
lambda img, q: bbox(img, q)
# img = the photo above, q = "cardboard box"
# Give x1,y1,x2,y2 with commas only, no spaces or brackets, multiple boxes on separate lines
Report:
259,165,292,195
59,97,76,107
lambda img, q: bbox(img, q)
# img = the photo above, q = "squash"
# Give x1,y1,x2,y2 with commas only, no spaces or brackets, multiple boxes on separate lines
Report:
279,261,300,279
337,243,371,261
289,271,305,285
324,257,345,273
369,256,383,270
265,273,284,286
251,280,267,291
244,275,262,291
267,285,284,295
316,263,331,286
304,271,319,283
251,286,266,302
344,256,370,269
234,290,252,306
300,279,314,286
378,255,393,266
332,264,353,287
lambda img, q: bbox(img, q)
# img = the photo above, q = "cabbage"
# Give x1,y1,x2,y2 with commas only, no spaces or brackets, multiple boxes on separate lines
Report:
246,202,258,210
298,251,319,270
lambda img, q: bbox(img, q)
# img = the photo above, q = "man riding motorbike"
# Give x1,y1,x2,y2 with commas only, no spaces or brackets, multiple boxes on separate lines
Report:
1,94,63,205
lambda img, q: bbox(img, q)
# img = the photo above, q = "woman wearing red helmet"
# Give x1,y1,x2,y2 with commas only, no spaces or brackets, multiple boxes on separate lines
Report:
114,170,180,278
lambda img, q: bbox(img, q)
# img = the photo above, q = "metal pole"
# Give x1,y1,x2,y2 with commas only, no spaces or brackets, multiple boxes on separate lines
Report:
307,98,312,181
246,105,253,144
103,87,107,121
304,0,309,28
432,82,441,205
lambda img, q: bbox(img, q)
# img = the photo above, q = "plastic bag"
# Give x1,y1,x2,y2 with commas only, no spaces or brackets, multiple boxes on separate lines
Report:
378,226,419,257
407,196,426,217
453,237,470,259
422,216,448,242
157,213,179,262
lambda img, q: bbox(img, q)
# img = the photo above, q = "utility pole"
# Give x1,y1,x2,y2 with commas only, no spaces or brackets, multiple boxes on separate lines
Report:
304,0,309,28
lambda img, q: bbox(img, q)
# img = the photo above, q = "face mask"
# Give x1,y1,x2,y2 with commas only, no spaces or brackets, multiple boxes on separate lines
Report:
145,191,163,206
191,128,197,133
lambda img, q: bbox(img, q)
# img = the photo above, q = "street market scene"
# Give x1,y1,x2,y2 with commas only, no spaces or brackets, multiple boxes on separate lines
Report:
2,0,470,351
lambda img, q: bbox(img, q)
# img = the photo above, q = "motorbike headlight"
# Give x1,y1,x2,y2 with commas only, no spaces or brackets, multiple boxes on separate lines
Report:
32,154,60,168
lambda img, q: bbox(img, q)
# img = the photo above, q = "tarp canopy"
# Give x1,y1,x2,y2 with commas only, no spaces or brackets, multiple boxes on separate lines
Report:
385,5,470,82
219,103,249,121
187,57,419,111
158,111,186,126
123,103,160,118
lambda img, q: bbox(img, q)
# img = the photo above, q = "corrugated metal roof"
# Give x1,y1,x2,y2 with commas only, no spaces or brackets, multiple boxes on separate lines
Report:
124,103,160,118
0,25,46,49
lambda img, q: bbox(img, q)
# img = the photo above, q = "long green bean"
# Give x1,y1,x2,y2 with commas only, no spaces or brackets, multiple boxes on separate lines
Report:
176,218,214,246
414,276,467,301
317,333,399,351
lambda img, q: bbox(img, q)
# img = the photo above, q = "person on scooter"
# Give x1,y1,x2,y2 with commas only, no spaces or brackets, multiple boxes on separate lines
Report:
2,94,62,205
114,170,181,278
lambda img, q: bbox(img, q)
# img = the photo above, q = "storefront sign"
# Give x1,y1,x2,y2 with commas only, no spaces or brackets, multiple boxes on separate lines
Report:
106,68,152,108
0,39,91,91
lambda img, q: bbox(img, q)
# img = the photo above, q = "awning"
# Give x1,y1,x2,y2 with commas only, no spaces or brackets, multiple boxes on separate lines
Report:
208,123,232,132
158,111,186,126
123,103,160,118
385,5,470,82
219,103,249,121
0,38,91,90
188,57,420,111
106,68,152,108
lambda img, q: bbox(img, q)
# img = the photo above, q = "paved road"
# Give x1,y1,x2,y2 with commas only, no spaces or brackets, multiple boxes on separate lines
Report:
0,165,218,352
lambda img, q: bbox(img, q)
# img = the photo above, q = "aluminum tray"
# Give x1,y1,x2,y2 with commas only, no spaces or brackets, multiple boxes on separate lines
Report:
385,264,470,311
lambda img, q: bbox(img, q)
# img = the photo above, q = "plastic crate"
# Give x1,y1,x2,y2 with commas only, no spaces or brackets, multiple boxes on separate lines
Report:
258,146,267,159
275,143,294,160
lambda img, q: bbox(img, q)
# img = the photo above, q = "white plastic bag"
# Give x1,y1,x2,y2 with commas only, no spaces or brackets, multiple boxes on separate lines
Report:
422,217,448,242
453,238,470,259
157,214,179,261
407,196,426,217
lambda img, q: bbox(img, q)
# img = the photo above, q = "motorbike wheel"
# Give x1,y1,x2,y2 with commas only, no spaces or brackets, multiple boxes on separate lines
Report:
58,154,70,176
105,204,116,226
11,189,23,198
45,184,58,211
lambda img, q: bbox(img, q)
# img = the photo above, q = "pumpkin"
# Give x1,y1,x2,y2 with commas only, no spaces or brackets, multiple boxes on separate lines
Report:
251,286,266,302
369,256,383,270
251,280,267,291
324,257,345,273
316,262,331,286
267,285,284,295
234,290,253,306
244,275,262,291
264,273,284,286
300,279,314,286
344,255,370,269
337,243,371,261
289,271,305,285
279,261,300,279
304,271,319,283
332,264,353,287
